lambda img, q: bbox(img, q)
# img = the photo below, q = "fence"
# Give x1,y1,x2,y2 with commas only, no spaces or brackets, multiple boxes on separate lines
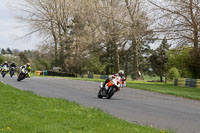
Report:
77,74,110,79
34,71,108,79
174,78,200,88
35,70,76,77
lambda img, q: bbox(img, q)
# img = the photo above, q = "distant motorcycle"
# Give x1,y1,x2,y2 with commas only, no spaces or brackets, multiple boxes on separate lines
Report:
1,66,8,78
17,68,28,81
9,67,15,77
98,76,126,99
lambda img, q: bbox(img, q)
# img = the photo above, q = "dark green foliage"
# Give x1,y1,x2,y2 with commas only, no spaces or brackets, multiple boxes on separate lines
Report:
0,55,5,64
35,59,50,71
1,49,7,54
100,42,116,74
18,52,31,64
6,48,13,54
166,47,192,78
187,49,200,78
85,55,105,74
140,44,153,76
149,38,170,82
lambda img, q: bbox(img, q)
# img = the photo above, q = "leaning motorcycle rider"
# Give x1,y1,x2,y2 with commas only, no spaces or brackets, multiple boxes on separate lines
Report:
1,61,9,71
10,62,16,68
1,61,9,67
20,63,31,78
102,70,126,90
9,62,17,74
9,62,17,70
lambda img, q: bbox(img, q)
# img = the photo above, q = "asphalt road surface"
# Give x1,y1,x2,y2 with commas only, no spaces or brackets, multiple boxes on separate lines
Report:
1,76,200,133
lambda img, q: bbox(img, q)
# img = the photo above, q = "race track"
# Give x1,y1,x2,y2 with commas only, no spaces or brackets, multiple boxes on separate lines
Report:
1,76,200,133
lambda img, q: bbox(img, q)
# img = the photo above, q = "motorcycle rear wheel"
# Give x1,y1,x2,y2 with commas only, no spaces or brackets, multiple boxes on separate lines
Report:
106,87,116,99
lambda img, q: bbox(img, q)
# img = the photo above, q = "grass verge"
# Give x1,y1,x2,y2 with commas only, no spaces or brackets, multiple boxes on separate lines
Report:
126,81,200,100
0,82,169,133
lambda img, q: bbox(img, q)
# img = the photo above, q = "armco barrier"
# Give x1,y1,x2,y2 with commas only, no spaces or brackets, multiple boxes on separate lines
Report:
35,71,43,76
47,71,76,77
80,74,109,79
177,78,186,87
93,74,100,79
100,75,109,79
174,78,200,88
196,79,200,88
88,74,93,79
174,78,178,86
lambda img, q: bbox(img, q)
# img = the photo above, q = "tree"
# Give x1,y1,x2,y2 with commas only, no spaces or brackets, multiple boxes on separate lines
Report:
1,49,7,55
148,0,200,49
15,0,153,77
85,54,105,74
18,52,31,64
92,0,124,74
187,49,200,78
35,58,50,71
0,55,5,64
6,48,13,55
150,38,170,82
16,0,74,66
168,67,181,80
122,0,153,80
166,46,192,78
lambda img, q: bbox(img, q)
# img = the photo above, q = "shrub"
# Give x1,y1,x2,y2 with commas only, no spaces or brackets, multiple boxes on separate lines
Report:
168,67,181,80
0,55,4,64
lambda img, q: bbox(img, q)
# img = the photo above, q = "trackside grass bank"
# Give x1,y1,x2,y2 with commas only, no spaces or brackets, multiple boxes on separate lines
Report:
35,75,200,101
0,82,170,133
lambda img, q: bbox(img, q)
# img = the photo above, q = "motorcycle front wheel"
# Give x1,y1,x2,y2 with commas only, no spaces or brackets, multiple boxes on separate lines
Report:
2,72,6,78
97,89,103,98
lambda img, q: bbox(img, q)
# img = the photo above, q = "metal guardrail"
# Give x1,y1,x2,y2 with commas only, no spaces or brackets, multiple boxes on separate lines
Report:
174,78,200,88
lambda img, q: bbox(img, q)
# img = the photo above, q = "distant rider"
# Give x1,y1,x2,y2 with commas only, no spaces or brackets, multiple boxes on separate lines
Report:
1,61,9,71
20,63,31,78
9,62,17,71
102,70,126,89
1,61,9,67
10,62,16,68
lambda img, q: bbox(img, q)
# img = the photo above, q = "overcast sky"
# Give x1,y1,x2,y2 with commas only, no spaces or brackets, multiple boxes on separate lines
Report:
0,0,38,51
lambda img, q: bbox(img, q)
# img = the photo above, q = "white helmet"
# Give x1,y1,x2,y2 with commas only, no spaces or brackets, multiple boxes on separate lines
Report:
119,70,124,76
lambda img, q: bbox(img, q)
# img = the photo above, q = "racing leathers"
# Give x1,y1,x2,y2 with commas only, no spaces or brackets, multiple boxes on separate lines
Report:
20,65,31,78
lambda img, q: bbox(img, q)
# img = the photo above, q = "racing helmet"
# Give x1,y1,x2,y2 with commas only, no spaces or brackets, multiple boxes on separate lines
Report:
4,61,8,64
26,63,30,66
118,70,124,76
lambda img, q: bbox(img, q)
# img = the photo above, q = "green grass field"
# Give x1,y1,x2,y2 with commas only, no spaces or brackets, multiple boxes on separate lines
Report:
0,82,171,133
126,81,200,100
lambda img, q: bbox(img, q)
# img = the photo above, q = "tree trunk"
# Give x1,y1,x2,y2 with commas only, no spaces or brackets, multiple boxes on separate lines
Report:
50,20,58,66
160,75,163,82
193,29,199,49
58,22,65,70
189,0,199,49
54,42,58,66
132,39,140,80
114,41,120,73
125,53,129,78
